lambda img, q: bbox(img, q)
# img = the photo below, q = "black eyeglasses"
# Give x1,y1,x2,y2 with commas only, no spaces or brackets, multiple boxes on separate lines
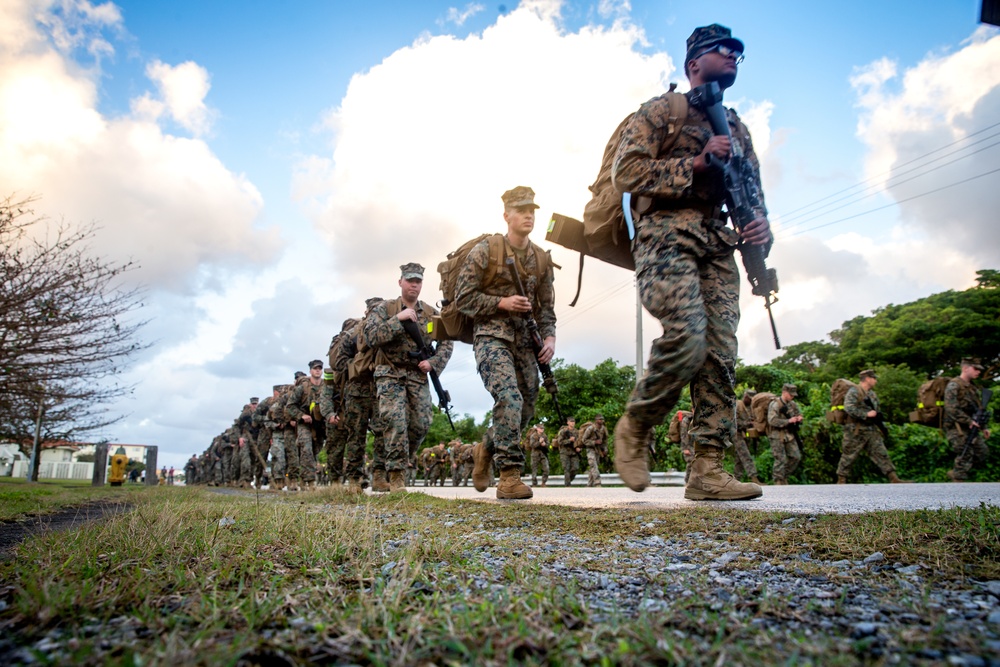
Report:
695,43,744,64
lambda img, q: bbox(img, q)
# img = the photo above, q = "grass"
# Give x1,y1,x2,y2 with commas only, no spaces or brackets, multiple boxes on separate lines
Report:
0,478,142,522
0,486,998,665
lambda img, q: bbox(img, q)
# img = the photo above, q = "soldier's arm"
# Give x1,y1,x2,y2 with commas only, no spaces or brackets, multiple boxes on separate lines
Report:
535,254,557,341
284,386,307,422
455,241,504,318
945,382,973,427
612,96,695,199
843,387,869,422
363,302,404,349
319,384,335,418
428,338,454,376
767,401,790,429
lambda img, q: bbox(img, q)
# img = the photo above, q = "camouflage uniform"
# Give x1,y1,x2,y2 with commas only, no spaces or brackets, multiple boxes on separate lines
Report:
767,396,802,483
678,411,694,482
527,427,550,486
337,316,380,484
580,421,609,487
267,385,294,487
320,369,348,484
733,399,758,481
455,238,556,470
837,385,896,478
285,374,324,484
363,295,453,473
556,423,581,486
252,394,276,486
455,443,474,486
612,79,764,454
944,376,989,481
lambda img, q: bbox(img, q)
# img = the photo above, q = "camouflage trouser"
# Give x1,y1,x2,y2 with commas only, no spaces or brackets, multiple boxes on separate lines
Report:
837,425,894,478
459,461,472,486
325,418,348,483
769,433,800,481
375,372,432,472
221,448,234,484
294,422,318,483
474,334,539,470
683,447,695,483
255,427,272,484
269,430,287,486
406,464,416,486
343,378,376,481
212,456,224,485
530,449,549,485
627,213,740,451
284,425,301,482
732,432,758,480
560,450,580,486
586,448,602,486
947,428,989,480
238,442,252,483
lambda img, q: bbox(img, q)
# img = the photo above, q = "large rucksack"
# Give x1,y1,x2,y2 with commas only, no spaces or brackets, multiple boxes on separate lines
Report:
546,89,689,305
909,377,952,427
826,378,856,424
750,392,777,434
434,233,550,343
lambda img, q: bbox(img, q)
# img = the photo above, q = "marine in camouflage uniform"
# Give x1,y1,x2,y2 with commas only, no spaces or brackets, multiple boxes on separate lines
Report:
457,186,556,500
526,424,550,487
285,360,327,487
837,370,907,483
611,24,768,502
338,299,383,492
580,416,609,487
556,418,581,486
363,263,454,492
945,359,991,481
253,388,280,487
767,384,802,485
268,377,301,490
733,391,759,483
236,398,258,487
322,319,359,485
677,410,694,483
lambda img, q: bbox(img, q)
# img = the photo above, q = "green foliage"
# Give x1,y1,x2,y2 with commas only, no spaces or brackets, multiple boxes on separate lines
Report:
423,409,483,452
535,358,635,429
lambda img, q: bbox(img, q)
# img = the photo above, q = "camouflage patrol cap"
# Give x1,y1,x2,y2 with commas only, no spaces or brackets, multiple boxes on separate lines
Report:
535,423,544,429
743,389,757,399
781,383,798,397
400,262,425,280
250,397,259,404
341,317,359,332
859,369,877,380
365,296,384,309
308,359,323,370
595,414,605,421
961,357,985,370
685,23,744,65
294,371,306,379
501,185,539,209
272,384,283,392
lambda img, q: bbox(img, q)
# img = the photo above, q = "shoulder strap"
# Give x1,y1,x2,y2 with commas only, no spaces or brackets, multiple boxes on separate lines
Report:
661,90,689,155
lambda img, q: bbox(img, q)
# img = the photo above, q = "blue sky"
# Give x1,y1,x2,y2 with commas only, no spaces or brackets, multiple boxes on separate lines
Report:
2,0,997,468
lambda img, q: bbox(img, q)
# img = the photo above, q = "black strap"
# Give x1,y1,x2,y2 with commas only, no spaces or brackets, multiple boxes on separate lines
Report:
569,252,584,307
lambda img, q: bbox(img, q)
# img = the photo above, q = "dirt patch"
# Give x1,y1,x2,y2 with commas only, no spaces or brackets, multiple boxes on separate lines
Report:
0,500,133,558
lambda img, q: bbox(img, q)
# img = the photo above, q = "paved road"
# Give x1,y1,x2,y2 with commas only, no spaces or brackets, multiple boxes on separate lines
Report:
410,482,1000,514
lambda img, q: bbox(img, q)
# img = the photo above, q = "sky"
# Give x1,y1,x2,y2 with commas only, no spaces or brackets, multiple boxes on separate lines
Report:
2,0,998,469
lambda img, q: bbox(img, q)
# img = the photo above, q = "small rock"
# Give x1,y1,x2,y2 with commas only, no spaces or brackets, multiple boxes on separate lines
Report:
864,552,885,564
851,622,878,638
218,517,236,527
897,565,921,575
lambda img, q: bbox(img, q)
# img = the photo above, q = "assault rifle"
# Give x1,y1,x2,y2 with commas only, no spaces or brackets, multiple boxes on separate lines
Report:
505,257,565,423
400,318,456,431
862,395,890,440
961,388,993,459
689,81,781,349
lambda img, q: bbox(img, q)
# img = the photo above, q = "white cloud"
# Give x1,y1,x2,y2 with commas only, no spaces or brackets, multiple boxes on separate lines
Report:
851,25,1000,266
139,60,216,136
443,3,485,27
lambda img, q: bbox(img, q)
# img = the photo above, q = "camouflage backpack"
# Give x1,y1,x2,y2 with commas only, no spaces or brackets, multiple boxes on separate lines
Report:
826,378,856,425
434,233,550,343
750,392,777,434
547,89,689,305
909,377,952,427
667,409,691,443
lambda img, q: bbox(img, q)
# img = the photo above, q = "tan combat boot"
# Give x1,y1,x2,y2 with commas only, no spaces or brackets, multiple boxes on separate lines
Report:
496,467,532,500
472,442,492,493
684,445,763,501
613,413,651,492
388,471,407,493
837,475,847,485
371,469,389,493
347,478,364,495
887,472,912,483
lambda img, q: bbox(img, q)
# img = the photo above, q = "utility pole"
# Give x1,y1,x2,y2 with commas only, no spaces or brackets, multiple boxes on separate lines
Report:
26,384,45,483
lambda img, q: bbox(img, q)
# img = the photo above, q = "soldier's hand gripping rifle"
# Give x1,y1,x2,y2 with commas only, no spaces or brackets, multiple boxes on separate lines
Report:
400,319,456,431
961,388,993,460
690,81,781,349
863,396,891,441
505,257,565,423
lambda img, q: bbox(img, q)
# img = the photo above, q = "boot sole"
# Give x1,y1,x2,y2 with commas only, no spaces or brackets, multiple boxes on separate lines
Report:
684,488,763,501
